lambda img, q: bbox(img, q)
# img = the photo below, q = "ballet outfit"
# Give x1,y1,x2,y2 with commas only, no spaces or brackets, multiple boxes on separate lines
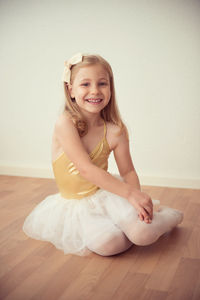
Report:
23,120,160,256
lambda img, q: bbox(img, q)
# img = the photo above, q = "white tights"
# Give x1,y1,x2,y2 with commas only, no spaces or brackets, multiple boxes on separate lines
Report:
86,206,183,256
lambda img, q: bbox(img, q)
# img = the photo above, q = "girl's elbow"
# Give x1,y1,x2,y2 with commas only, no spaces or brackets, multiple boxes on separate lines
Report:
78,162,93,178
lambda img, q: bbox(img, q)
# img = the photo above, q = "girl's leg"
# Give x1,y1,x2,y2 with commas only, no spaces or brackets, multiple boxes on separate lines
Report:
118,206,183,246
86,229,133,256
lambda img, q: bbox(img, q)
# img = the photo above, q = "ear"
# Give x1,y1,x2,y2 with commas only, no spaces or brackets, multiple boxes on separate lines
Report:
68,83,75,98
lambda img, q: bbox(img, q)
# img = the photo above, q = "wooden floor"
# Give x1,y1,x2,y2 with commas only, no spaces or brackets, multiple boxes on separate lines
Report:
0,175,200,300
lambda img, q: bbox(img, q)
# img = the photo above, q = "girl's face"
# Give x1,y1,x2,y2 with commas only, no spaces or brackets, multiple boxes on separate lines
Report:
68,64,111,116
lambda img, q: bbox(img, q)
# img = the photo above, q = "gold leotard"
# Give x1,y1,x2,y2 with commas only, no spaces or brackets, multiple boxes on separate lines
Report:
52,120,111,199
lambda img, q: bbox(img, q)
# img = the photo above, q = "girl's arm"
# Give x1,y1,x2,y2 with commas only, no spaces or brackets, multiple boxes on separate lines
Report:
55,114,153,222
123,170,141,191
112,129,141,191
112,127,147,220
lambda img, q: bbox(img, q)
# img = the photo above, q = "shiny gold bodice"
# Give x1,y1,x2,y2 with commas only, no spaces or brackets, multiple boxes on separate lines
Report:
52,120,111,199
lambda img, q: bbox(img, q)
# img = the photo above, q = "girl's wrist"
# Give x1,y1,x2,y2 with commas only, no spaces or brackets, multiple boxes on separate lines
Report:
126,185,138,202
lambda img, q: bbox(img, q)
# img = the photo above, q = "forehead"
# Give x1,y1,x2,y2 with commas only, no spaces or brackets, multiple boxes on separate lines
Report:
74,64,109,81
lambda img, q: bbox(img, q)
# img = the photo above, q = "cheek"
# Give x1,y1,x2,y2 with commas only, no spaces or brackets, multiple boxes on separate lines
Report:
107,89,111,99
75,89,86,99
80,91,87,99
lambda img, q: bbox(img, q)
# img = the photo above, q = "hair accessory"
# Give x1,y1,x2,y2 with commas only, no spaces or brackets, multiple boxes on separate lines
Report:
62,52,83,83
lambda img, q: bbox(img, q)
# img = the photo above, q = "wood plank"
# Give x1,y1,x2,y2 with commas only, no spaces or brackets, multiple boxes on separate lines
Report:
183,226,200,259
82,251,137,300
166,257,200,300
30,254,92,300
0,253,44,299
3,251,73,300
113,272,168,300
145,244,183,291
112,272,149,300
32,254,112,300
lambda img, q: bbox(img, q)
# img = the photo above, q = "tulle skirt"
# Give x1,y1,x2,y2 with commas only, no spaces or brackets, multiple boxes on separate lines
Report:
23,174,160,256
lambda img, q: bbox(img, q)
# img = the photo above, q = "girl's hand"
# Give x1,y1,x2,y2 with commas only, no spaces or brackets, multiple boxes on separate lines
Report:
127,190,153,224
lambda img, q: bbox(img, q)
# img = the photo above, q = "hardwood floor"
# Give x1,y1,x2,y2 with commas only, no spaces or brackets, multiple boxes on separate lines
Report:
0,175,199,300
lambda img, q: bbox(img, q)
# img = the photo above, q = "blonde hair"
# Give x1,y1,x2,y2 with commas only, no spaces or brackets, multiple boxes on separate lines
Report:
63,54,129,138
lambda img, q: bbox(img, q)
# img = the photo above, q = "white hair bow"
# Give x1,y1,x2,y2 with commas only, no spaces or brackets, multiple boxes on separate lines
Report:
62,53,83,83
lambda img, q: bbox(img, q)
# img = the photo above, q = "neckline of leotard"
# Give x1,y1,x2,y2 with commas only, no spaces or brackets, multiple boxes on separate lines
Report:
52,119,109,165
89,119,107,155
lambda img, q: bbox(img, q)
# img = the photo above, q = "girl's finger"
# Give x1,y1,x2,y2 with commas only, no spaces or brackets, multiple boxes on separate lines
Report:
144,217,152,224
139,212,143,221
140,207,149,221
143,206,153,219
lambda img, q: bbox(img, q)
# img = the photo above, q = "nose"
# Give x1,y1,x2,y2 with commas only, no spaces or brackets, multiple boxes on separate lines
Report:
90,83,100,94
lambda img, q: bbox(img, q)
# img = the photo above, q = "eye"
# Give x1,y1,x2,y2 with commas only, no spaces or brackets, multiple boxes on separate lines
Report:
99,82,108,86
81,83,89,86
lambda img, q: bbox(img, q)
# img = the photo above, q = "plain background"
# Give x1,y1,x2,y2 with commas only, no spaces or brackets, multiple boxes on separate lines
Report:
0,0,200,188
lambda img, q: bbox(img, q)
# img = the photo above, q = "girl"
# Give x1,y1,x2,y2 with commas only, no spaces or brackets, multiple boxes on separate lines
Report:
23,53,183,257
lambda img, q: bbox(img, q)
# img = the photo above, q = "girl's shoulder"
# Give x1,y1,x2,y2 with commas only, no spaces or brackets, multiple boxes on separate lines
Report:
53,111,76,143
106,121,128,151
55,111,73,127
106,121,120,136
51,112,75,161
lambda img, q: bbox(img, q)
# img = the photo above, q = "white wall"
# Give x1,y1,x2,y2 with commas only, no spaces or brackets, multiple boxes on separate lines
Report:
0,0,200,188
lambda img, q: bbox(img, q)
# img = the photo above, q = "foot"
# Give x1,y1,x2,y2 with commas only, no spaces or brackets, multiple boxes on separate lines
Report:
158,206,184,230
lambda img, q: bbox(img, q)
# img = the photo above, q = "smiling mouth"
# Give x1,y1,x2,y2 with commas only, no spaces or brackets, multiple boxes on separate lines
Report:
85,98,103,104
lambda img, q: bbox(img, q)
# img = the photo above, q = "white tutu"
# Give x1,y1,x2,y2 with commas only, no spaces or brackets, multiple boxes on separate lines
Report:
23,174,160,256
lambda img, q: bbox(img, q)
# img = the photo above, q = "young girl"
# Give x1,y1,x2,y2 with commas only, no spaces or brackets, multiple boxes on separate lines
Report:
23,53,183,257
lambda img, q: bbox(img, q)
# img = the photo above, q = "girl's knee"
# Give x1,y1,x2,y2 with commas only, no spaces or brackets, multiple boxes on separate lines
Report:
125,223,160,246
87,232,133,256
132,229,159,246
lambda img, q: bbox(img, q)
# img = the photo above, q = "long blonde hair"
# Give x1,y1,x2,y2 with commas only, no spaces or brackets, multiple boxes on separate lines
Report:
63,54,128,138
